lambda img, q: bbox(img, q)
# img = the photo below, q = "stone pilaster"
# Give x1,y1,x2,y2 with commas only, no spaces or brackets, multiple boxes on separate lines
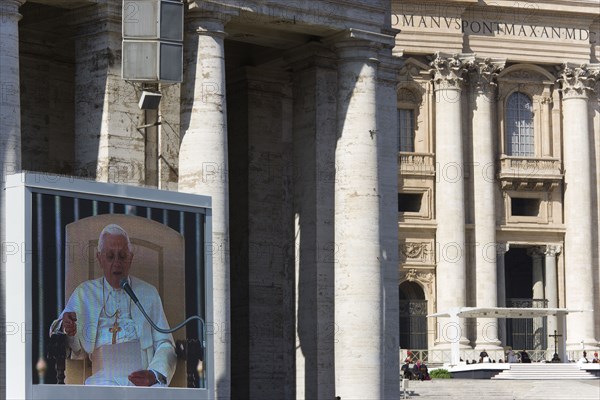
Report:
331,33,385,399
430,52,472,348
557,63,600,350
470,58,505,350
72,3,145,183
496,243,509,345
545,245,561,346
287,43,337,400
179,11,232,398
0,1,26,395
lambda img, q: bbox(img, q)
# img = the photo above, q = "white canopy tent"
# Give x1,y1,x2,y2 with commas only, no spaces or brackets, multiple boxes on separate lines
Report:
428,307,590,366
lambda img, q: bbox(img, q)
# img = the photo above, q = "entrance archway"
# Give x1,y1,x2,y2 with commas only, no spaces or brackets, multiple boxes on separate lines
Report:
399,281,427,349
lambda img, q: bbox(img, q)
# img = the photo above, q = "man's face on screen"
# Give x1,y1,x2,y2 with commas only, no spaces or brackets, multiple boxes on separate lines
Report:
97,234,133,289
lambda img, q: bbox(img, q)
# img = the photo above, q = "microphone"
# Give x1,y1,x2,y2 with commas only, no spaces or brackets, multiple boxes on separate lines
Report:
120,278,140,305
119,276,207,384
119,277,206,340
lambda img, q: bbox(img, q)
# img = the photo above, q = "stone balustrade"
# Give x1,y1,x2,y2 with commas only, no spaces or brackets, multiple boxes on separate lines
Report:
399,152,435,176
498,156,563,191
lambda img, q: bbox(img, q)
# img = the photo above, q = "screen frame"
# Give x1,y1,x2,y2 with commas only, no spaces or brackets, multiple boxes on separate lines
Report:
5,172,214,400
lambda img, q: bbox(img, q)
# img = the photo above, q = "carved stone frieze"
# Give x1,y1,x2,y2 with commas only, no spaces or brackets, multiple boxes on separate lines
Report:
399,241,433,263
400,268,436,304
403,267,434,283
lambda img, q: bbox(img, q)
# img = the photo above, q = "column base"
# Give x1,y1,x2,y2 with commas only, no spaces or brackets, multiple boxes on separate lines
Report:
433,339,472,349
474,342,503,350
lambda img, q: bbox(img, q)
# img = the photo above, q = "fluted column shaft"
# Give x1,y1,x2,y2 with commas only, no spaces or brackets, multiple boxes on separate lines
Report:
180,13,231,398
0,1,25,396
333,39,383,399
470,59,504,349
558,64,599,350
431,54,470,347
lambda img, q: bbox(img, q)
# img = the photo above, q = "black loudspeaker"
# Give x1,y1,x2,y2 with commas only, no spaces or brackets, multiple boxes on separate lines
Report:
138,91,162,109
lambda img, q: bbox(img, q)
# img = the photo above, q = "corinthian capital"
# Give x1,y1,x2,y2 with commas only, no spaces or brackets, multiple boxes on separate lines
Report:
495,242,509,256
557,63,600,99
430,52,474,90
469,58,506,93
545,244,562,257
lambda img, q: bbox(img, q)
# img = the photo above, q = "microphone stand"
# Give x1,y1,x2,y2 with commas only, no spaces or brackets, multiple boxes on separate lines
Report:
120,279,206,386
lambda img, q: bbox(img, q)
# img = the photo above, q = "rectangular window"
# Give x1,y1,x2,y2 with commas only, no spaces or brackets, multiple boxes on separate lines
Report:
398,193,423,213
511,197,540,217
398,109,415,152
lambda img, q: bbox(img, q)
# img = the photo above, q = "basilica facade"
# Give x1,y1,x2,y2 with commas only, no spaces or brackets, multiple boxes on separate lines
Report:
0,0,598,399
393,0,600,365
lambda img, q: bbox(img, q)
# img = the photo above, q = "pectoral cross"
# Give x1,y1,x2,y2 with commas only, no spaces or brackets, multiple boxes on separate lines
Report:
109,312,121,344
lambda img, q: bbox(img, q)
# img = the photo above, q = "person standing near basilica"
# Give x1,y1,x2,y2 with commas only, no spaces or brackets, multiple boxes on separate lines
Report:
50,224,177,386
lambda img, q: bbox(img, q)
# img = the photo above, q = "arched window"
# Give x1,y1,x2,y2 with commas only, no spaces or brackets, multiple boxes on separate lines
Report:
506,92,534,156
397,87,418,153
399,281,427,349
398,108,415,152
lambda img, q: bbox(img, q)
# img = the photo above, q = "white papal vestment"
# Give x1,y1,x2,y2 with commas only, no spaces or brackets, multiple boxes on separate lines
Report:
51,276,177,386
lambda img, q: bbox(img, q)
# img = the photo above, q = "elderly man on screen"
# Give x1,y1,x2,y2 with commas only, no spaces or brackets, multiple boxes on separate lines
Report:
50,224,176,386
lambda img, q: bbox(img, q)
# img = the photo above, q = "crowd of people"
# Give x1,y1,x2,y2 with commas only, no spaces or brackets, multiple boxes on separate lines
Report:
401,352,431,381
577,351,600,364
400,348,600,381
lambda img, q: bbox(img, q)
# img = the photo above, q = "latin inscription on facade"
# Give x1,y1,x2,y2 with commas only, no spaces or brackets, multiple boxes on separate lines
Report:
395,15,593,42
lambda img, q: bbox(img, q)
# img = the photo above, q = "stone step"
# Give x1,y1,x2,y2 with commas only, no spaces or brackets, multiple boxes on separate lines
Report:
492,363,597,380
403,380,600,400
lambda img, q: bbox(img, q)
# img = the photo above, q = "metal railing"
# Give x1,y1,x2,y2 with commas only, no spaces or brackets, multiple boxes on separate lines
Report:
400,348,556,365
506,298,548,351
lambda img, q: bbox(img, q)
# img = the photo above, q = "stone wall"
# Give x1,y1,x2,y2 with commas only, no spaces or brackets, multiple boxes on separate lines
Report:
20,3,75,174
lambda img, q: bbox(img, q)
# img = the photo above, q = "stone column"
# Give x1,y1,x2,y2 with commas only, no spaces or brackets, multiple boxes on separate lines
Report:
72,4,145,183
470,58,504,350
287,43,337,400
180,12,231,398
0,1,25,394
0,0,24,179
529,249,544,301
378,52,401,400
545,245,561,348
528,247,545,350
557,64,600,350
331,33,387,399
496,243,509,345
430,53,471,348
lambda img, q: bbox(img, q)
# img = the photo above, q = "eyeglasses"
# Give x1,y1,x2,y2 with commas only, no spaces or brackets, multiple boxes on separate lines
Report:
101,251,130,262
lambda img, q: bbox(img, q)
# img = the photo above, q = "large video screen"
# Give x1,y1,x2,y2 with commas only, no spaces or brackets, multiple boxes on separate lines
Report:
5,173,213,399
